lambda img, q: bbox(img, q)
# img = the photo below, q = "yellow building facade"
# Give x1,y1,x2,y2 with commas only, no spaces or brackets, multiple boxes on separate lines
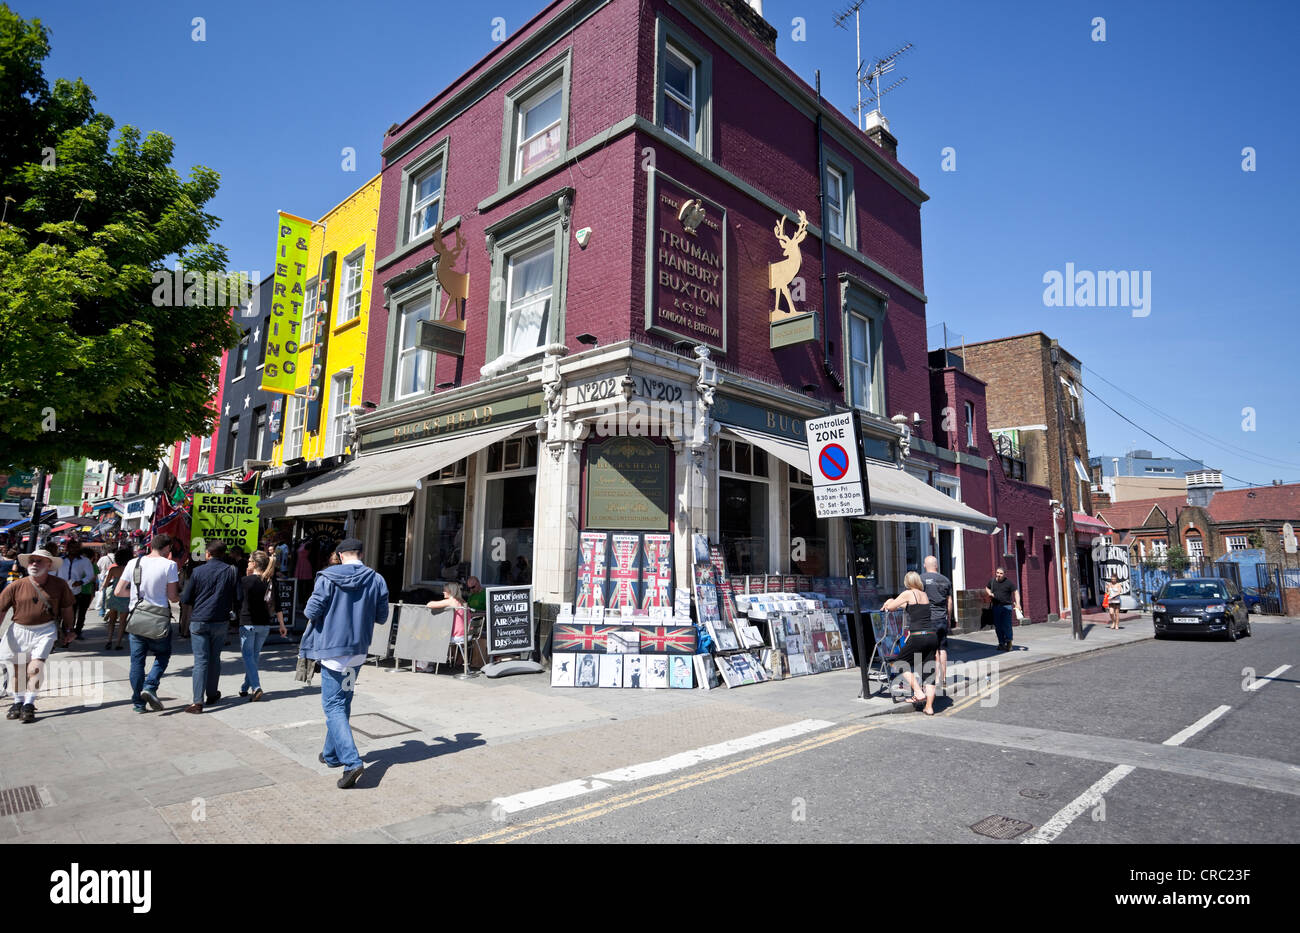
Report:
272,174,381,466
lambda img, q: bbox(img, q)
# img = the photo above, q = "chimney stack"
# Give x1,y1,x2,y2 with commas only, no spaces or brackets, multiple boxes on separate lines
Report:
863,110,898,156
720,0,777,54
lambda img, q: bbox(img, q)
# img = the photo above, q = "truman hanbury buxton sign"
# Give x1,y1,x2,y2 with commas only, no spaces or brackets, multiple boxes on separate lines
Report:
645,172,727,352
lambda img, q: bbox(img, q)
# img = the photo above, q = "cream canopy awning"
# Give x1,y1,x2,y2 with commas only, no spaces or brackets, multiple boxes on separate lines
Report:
722,424,997,535
259,422,527,519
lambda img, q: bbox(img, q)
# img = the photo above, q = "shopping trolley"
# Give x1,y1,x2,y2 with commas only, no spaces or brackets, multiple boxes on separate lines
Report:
865,608,912,702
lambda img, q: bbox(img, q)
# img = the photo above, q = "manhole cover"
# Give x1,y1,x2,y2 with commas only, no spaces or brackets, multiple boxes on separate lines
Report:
351,713,418,739
0,785,45,816
1019,789,1049,799
970,815,1034,839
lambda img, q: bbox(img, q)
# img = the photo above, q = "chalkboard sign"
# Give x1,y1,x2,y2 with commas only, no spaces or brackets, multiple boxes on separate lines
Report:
486,585,534,657
276,576,296,614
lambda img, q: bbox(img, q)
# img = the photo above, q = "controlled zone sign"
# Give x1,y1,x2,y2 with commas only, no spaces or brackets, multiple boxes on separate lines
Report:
192,494,260,555
806,412,870,519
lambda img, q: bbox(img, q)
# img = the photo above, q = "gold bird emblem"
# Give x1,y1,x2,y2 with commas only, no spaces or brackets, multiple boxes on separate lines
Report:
678,199,707,235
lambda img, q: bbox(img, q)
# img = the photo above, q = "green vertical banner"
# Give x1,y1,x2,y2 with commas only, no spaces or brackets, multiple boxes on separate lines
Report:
260,211,313,396
192,494,260,554
48,458,86,507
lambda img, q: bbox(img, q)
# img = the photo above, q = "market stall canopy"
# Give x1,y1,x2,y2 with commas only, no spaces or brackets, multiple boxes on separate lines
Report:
722,425,997,535
259,422,529,519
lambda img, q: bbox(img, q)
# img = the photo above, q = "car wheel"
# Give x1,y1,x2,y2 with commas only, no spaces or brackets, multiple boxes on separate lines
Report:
1225,620,1238,642
1244,620,1252,637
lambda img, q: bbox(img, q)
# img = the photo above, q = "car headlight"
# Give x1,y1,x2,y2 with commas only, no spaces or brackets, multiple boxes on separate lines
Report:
1154,603,1167,613
1205,603,1226,613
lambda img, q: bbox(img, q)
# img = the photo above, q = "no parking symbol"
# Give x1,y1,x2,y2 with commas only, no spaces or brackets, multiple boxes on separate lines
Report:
806,412,869,519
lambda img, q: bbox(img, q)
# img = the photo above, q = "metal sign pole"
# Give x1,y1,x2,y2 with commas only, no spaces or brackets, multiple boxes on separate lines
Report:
847,522,870,699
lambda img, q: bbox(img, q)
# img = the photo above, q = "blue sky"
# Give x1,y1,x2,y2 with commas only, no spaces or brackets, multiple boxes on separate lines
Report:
27,0,1300,488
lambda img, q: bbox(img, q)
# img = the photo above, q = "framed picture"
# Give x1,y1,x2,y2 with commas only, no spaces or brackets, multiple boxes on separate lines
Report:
598,653,624,687
694,654,721,690
551,654,576,688
646,656,669,689
669,655,694,688
575,653,600,687
622,654,646,689
607,629,640,653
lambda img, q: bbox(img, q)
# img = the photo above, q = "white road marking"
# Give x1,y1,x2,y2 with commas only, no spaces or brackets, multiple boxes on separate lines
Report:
493,779,613,814
1163,705,1231,747
1022,765,1134,844
489,719,837,816
1025,704,1235,843
592,719,836,782
1247,664,1292,692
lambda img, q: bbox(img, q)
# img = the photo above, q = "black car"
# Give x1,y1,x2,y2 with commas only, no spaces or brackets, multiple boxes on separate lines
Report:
1153,578,1252,641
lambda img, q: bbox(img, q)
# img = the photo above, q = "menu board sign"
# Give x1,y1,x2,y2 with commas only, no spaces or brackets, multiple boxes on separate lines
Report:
486,585,534,657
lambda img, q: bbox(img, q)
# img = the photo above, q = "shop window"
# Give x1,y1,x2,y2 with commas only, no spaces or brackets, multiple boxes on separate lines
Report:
848,518,879,593
481,437,538,586
789,467,829,576
718,439,768,477
719,476,768,574
499,51,571,189
421,476,466,582
655,23,712,158
337,248,365,325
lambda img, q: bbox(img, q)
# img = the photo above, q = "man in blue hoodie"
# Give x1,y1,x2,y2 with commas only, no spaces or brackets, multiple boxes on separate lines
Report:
301,538,389,789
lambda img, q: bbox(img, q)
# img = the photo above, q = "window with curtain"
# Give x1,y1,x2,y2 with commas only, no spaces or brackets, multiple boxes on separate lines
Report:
662,46,696,145
504,242,554,355
396,295,434,399
516,83,562,179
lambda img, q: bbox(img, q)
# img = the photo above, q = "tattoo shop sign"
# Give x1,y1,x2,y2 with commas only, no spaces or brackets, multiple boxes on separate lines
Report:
260,211,313,395
486,585,534,657
192,494,260,554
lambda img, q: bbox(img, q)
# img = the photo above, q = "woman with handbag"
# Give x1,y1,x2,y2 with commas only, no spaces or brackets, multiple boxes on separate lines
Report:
101,547,134,650
882,572,938,715
1105,575,1124,630
239,551,288,701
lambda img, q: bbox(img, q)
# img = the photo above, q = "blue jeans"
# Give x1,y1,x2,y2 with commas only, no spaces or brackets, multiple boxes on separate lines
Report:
240,626,270,693
190,620,227,704
320,665,362,770
993,604,1015,644
129,631,172,707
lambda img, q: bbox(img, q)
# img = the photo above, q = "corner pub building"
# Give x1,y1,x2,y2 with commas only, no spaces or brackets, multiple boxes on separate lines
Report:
259,0,1004,637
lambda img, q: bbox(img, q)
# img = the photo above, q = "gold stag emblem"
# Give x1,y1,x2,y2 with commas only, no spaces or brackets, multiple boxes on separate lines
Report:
432,220,469,322
769,210,807,318
678,198,707,235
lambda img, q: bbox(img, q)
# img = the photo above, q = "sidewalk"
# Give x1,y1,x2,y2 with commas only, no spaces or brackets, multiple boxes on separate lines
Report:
0,612,1154,844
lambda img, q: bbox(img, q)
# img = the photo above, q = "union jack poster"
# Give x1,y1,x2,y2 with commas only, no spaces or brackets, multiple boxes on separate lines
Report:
640,533,673,611
632,625,696,654
606,533,641,611
575,532,608,611
553,623,617,653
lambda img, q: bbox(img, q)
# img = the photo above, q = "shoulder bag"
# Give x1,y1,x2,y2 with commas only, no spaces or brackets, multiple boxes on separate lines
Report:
124,559,173,640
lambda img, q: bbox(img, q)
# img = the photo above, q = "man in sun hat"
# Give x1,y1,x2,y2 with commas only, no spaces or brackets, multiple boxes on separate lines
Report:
0,549,76,722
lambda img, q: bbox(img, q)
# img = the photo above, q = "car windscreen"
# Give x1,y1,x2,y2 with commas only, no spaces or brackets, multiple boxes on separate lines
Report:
1161,581,1226,599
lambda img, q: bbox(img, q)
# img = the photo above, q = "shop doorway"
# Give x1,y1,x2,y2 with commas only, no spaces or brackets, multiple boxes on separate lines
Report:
377,512,407,596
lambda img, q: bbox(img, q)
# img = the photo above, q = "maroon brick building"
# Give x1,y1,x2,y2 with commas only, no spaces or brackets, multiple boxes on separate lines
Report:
270,0,1056,624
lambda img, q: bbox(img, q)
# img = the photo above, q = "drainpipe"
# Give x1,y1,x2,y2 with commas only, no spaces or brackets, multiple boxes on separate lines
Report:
815,72,840,394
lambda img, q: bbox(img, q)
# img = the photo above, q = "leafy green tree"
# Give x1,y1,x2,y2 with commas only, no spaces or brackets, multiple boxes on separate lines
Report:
1164,544,1190,574
0,4,240,474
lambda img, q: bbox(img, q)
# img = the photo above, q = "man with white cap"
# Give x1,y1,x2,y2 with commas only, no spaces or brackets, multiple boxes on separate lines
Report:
0,549,76,722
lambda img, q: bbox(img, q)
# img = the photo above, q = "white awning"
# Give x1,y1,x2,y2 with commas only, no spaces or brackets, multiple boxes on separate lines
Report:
722,424,997,535
259,422,528,519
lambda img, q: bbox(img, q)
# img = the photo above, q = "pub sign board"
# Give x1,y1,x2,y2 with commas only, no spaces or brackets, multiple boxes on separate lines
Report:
644,171,727,352
486,585,534,657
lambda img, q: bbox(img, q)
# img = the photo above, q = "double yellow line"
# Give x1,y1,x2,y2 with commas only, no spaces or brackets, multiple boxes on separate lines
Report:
458,665,1035,843
456,722,878,844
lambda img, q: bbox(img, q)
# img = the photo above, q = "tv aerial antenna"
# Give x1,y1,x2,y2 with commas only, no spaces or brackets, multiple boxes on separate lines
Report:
860,42,913,123
831,1,869,130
